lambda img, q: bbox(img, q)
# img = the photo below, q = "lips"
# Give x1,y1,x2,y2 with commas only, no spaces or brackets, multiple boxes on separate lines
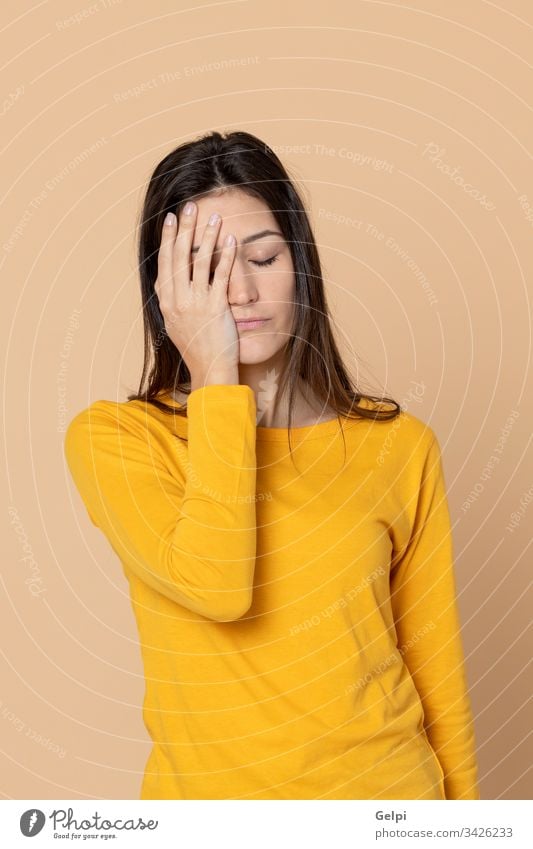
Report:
235,318,270,330
235,317,269,323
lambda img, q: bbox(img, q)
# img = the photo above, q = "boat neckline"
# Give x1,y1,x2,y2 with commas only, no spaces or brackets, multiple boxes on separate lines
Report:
148,390,363,441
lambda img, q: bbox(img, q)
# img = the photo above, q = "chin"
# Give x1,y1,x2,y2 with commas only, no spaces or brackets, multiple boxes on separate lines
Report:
238,338,284,366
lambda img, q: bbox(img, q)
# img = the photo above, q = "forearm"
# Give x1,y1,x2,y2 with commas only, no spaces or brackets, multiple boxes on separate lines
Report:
167,382,257,621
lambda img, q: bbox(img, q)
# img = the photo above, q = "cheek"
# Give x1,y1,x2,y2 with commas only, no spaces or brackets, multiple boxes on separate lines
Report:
280,277,296,323
263,267,295,311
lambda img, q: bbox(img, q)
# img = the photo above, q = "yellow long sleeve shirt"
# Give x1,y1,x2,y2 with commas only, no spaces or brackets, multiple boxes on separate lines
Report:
64,383,480,800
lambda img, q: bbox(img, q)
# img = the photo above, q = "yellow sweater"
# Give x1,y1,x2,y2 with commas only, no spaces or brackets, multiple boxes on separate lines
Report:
64,384,480,800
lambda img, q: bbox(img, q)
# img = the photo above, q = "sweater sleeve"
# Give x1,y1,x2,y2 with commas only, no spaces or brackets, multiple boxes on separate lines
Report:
389,430,480,800
63,384,258,622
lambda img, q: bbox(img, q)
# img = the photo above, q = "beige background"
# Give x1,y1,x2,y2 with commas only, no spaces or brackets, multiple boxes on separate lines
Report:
1,0,532,800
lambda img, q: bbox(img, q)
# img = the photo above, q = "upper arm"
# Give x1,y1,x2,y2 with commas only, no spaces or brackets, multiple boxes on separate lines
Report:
64,403,190,603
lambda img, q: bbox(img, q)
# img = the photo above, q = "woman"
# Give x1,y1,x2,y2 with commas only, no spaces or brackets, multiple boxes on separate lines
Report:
64,130,480,800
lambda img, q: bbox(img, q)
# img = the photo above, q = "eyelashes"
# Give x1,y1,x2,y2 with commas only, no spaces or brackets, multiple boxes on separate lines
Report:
250,254,279,268
208,254,280,278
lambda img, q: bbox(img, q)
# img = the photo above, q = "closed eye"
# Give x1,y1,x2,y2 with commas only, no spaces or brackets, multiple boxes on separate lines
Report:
207,253,280,278
250,254,279,267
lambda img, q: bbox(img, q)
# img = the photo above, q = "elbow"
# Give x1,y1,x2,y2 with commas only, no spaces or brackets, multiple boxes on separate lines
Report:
167,548,255,622
203,592,253,623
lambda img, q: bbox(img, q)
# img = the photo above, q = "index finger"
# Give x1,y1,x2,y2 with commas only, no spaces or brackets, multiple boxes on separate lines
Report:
173,201,197,292
155,202,197,303
155,210,178,302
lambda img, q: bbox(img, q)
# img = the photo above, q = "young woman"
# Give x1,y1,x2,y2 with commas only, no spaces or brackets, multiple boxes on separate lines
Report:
64,130,480,801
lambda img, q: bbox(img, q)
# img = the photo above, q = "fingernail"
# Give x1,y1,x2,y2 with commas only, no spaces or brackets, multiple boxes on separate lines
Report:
164,212,175,226
224,233,236,246
209,212,221,225
183,202,195,216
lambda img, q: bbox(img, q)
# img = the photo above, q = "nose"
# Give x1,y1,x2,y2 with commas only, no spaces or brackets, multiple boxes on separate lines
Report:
226,259,259,307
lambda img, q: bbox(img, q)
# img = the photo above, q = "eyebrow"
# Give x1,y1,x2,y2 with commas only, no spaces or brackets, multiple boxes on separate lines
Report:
191,229,284,254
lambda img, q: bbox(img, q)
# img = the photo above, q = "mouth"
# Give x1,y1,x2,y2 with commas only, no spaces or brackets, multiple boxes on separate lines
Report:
235,319,270,331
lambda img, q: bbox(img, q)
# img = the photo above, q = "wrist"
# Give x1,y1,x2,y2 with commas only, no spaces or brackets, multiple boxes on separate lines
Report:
190,369,239,392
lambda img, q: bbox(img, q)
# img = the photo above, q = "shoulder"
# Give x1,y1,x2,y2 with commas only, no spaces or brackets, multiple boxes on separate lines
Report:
64,400,188,491
65,399,129,436
368,406,437,470
64,398,169,453
394,408,437,448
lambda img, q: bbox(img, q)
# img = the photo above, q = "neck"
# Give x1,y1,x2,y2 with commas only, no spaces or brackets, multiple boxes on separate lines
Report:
238,356,334,428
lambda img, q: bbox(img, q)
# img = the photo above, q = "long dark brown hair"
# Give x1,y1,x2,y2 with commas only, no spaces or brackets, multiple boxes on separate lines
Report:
127,130,401,453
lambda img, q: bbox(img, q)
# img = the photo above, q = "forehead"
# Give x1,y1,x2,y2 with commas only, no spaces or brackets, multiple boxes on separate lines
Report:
192,188,277,230
190,188,284,253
